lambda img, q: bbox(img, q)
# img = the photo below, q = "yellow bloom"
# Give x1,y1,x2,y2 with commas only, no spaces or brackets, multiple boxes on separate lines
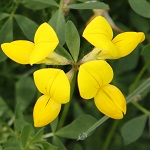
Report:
78,60,113,99
1,22,71,127
78,60,126,119
1,23,63,65
83,16,145,59
94,84,126,119
33,68,70,127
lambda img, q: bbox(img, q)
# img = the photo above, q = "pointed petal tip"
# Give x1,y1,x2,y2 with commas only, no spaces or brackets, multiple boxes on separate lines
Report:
82,16,114,54
1,41,34,64
1,43,6,48
138,32,145,42
32,22,59,63
34,21,59,44
29,59,36,65
111,31,145,59
123,104,127,115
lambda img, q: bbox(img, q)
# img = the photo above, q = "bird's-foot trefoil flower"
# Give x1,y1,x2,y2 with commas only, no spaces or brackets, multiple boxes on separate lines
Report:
78,60,113,99
33,68,70,127
1,23,70,65
1,22,71,127
82,16,145,61
77,16,145,119
1,16,142,127
78,60,126,119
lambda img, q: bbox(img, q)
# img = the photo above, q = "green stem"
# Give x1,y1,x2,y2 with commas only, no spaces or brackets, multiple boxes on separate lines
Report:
131,101,150,115
42,132,54,138
58,102,71,129
127,77,150,104
59,0,64,7
77,77,150,140
102,121,119,150
11,0,21,16
58,71,77,129
85,116,109,135
77,116,109,140
130,60,150,92
135,60,150,84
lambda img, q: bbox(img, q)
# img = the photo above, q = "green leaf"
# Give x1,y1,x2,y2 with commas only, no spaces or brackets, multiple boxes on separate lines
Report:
73,143,83,150
0,13,9,21
22,0,49,10
141,43,150,73
14,105,24,120
4,148,22,150
129,11,150,33
0,96,12,120
50,118,58,133
14,119,29,132
56,114,97,139
65,21,80,62
42,142,58,150
32,0,59,7
121,114,148,145
30,128,44,144
49,10,66,45
55,44,73,61
14,15,38,41
114,47,140,75
0,17,13,62
65,2,109,10
129,0,150,18
77,0,87,2
2,137,21,150
20,124,34,148
141,43,150,63
16,76,36,112
73,100,85,118
52,136,67,150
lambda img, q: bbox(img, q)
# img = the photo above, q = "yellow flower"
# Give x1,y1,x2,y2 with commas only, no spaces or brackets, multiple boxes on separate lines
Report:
33,68,70,127
82,16,145,60
78,60,113,99
1,23,69,65
78,60,126,119
94,84,126,119
1,22,71,127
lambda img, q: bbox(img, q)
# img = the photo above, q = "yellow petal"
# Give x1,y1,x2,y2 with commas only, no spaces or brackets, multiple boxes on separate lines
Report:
30,23,59,64
33,95,61,127
34,68,70,104
78,60,113,99
83,16,117,57
112,32,145,58
94,84,126,119
1,40,34,64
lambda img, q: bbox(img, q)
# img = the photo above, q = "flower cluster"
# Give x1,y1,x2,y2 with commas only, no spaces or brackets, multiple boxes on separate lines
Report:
1,16,145,127
1,23,70,127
